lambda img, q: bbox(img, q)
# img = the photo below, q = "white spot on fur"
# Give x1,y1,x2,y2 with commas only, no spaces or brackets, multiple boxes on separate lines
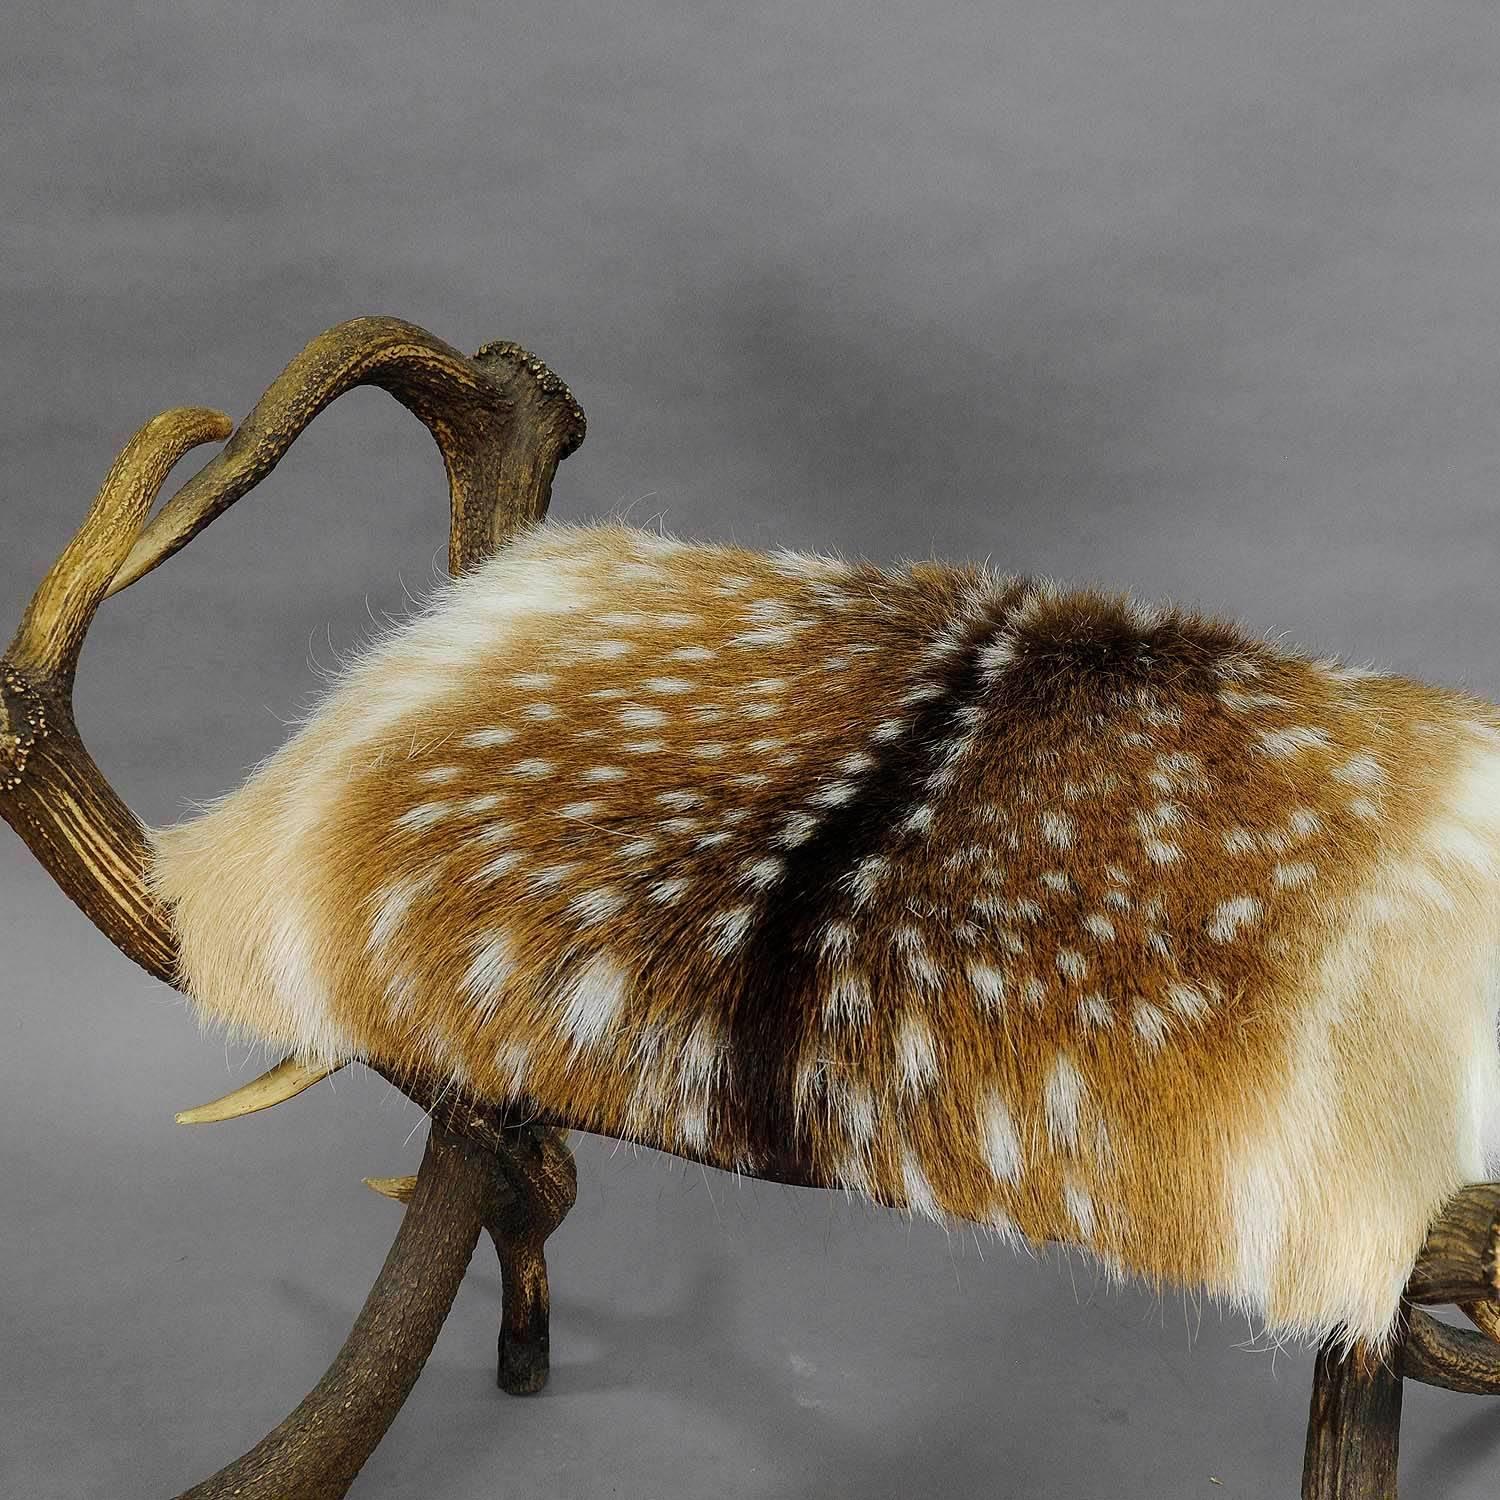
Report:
1256,727,1331,757
1077,993,1112,1028
569,887,626,925
1132,1002,1169,1048
1044,1053,1086,1150
473,849,524,882
1209,896,1263,942
901,803,936,834
968,961,1007,1009
493,1041,530,1095
463,727,516,748
774,811,821,848
462,931,517,1021
901,1149,942,1218
649,877,691,904
810,781,860,808
583,764,626,784
620,705,667,729
1056,948,1088,981
1288,808,1323,837
1041,811,1075,848
1333,754,1385,787
1063,1175,1096,1238
979,635,1018,676
1167,983,1210,1020
1273,862,1317,890
820,921,855,958
558,953,628,1051
897,1016,939,1090
395,801,452,832
848,855,890,908
707,904,755,954
825,970,872,1024
980,1092,1023,1182
367,871,436,952
1083,913,1116,942
509,759,555,779
739,856,785,890
591,638,633,659
464,820,518,850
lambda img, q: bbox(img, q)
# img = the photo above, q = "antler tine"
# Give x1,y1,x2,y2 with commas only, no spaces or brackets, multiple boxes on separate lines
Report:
105,315,586,594
8,407,232,681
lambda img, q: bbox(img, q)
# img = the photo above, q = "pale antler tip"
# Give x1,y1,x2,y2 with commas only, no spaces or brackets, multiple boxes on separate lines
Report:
175,1055,341,1124
363,1175,418,1204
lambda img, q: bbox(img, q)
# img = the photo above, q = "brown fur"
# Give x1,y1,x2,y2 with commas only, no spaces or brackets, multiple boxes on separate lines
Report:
147,520,1500,1354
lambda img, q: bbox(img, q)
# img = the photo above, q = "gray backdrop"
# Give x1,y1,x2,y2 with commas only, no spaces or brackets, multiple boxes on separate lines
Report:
4,2,1500,1496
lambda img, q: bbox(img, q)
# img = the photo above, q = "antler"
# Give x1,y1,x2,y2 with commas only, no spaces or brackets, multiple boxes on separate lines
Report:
3,318,586,1498
1,315,584,987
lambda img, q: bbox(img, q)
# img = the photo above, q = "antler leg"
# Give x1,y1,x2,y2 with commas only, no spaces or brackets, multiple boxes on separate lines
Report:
492,1227,554,1396
486,1126,577,1396
1302,1319,1407,1500
172,1123,502,1500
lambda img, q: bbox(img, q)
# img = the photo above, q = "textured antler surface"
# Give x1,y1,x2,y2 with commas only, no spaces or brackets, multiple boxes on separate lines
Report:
172,1123,504,1500
107,317,584,592
0,316,584,989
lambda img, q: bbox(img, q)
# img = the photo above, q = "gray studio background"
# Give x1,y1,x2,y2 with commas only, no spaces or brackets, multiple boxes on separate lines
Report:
4,3,1500,1496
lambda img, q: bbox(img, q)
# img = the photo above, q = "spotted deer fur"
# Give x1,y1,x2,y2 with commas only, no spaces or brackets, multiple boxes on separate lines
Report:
147,520,1500,1356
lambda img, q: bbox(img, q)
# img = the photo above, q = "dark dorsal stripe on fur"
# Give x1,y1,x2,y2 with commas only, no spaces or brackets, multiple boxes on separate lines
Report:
723,573,1030,1178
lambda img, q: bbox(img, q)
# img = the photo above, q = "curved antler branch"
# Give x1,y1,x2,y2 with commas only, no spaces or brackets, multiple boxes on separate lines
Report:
1401,1307,1500,1394
1,318,584,987
173,1122,501,1500
1404,1182,1500,1306
2,407,232,982
10,407,232,681
106,316,585,593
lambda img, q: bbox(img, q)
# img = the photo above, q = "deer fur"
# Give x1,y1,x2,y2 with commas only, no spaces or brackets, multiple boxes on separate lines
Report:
146,519,1500,1358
